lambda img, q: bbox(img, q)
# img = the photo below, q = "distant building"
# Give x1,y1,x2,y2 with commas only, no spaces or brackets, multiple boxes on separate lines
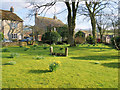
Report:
104,35,114,43
97,33,114,43
33,12,64,41
75,30,92,44
0,7,23,41
23,26,33,38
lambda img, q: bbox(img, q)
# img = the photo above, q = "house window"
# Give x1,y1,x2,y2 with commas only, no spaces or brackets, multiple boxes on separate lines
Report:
12,34,17,39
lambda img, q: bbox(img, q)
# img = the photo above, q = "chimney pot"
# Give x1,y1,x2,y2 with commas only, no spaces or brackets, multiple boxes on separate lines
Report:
10,6,14,12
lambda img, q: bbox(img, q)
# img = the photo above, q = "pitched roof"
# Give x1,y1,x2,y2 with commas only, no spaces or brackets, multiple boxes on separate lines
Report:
37,16,64,27
0,9,23,22
81,30,90,33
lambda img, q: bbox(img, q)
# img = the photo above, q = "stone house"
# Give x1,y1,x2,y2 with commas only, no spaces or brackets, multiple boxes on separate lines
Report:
0,7,23,41
33,12,64,41
75,30,92,44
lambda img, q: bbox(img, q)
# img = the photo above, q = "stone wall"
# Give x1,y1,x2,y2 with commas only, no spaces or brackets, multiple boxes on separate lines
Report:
75,37,86,44
2,42,27,47
2,20,23,40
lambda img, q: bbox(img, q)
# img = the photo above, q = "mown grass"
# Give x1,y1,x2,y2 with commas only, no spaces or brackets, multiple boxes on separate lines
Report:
2,44,119,88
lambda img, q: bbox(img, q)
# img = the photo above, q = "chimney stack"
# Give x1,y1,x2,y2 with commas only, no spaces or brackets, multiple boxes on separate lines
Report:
10,6,14,12
53,15,57,20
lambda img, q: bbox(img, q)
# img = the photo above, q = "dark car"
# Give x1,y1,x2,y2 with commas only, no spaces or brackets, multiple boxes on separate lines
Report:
19,37,33,42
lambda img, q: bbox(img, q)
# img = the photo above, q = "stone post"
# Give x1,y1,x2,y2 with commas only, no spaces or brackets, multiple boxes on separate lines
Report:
65,47,68,56
50,46,53,55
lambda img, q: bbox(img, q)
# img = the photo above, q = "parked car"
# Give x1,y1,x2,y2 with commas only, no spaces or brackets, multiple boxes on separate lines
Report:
26,37,33,41
19,39,28,42
20,37,33,42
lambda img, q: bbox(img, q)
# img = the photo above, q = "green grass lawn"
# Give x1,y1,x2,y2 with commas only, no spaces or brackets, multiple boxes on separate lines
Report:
1,44,119,88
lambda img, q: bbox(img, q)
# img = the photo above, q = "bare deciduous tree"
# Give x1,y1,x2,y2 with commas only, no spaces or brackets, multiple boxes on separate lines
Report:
78,1,116,44
96,13,110,43
27,1,79,46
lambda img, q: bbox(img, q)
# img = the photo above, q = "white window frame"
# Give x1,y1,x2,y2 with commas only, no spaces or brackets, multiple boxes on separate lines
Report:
12,33,17,39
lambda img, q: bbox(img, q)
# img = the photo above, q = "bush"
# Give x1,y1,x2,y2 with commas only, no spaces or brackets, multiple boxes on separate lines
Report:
57,25,68,41
43,47,47,49
33,56,45,60
3,61,16,65
42,32,61,44
20,46,22,48
2,48,9,52
0,32,4,41
111,36,120,49
75,31,85,38
60,47,64,50
86,36,94,44
49,61,61,72
33,44,38,47
57,42,64,45
24,46,30,51
9,53,19,58
33,47,36,50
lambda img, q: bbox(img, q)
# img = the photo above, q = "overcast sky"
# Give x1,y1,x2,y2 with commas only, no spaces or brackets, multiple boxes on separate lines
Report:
0,0,118,31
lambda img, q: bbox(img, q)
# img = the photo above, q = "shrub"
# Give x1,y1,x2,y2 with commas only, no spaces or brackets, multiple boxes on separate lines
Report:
86,36,94,44
33,44,38,47
2,48,9,52
49,61,61,72
0,32,4,41
94,62,100,64
33,47,36,50
24,46,30,51
9,53,19,58
88,44,90,47
75,31,85,38
57,25,68,41
42,32,61,44
4,61,16,65
19,46,23,48
60,47,64,50
76,44,79,47
43,47,47,49
111,36,120,49
57,42,64,45
33,56,44,60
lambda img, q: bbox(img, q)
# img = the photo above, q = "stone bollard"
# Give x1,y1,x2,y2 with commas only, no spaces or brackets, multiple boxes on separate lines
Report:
65,47,68,56
50,46,53,55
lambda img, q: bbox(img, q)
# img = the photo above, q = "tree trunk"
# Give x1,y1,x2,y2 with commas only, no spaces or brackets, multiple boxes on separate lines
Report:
67,21,76,46
90,15,97,44
35,33,38,41
100,34,103,43
68,32,75,46
65,2,78,47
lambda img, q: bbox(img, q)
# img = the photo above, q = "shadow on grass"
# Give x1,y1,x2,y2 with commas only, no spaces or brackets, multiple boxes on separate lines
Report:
2,55,14,58
29,70,51,73
78,46,112,50
101,62,120,68
2,63,14,65
93,50,106,52
71,56,119,61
